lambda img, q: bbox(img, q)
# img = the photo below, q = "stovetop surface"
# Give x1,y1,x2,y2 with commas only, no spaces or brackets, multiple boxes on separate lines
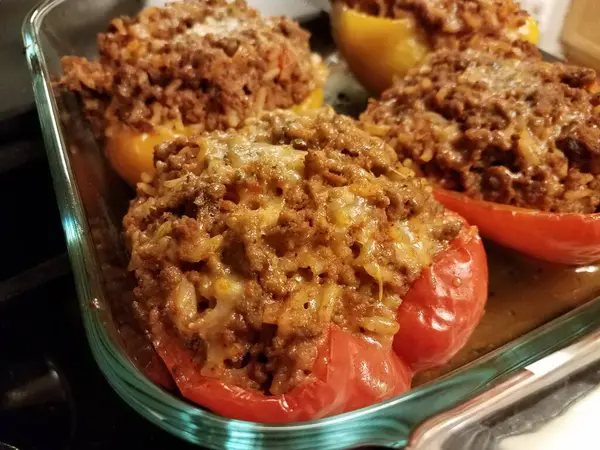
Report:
0,111,195,450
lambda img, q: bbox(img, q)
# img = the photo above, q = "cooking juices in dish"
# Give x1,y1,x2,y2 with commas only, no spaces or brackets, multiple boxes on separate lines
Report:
361,48,600,264
59,0,327,186
123,107,487,422
330,0,539,94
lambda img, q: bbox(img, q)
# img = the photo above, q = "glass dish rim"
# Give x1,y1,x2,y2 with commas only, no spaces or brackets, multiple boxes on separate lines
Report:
22,0,600,447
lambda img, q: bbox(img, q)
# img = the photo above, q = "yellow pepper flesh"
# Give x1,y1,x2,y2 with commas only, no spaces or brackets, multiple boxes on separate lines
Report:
106,88,325,186
331,3,540,95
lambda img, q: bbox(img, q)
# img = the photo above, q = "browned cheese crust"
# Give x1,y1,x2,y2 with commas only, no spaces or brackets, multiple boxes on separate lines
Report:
123,108,460,395
361,49,600,213
59,0,326,136
338,0,539,57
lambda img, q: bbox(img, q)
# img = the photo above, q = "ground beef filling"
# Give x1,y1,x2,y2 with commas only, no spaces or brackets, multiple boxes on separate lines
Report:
59,0,326,136
361,49,600,213
338,0,538,57
124,108,459,395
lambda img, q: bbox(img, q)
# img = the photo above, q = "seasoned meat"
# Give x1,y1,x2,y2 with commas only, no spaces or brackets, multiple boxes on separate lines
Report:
123,107,459,395
361,49,600,213
59,0,326,136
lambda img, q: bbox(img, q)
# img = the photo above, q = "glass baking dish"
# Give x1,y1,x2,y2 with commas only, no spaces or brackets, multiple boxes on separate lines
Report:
22,0,600,448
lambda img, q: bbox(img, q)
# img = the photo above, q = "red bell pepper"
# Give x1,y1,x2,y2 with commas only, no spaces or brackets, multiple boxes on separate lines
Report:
149,219,487,423
393,220,488,372
152,324,411,423
435,188,600,265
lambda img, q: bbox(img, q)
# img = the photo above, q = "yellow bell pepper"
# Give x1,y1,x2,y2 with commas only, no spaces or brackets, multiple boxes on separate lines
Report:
514,15,540,46
106,88,325,186
105,123,194,187
331,2,540,95
293,88,325,112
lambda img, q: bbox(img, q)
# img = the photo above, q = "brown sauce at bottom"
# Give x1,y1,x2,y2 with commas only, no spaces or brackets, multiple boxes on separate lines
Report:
414,240,600,385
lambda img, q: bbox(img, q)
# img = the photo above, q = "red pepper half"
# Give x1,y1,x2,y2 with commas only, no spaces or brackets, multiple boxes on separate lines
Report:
435,188,600,265
152,324,411,423
150,219,487,423
393,220,488,372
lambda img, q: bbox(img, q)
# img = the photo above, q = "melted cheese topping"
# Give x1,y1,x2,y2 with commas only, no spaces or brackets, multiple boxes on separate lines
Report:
125,107,459,394
169,272,246,374
186,16,242,38
169,136,426,350
326,183,443,284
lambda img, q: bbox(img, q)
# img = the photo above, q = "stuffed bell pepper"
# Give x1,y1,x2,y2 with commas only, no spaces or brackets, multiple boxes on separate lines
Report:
60,0,327,186
361,48,600,265
330,0,539,94
123,107,487,423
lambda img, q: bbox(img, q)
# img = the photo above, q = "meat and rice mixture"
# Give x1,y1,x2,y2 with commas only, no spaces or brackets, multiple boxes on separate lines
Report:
124,108,460,395
337,0,538,55
361,49,600,213
59,0,327,137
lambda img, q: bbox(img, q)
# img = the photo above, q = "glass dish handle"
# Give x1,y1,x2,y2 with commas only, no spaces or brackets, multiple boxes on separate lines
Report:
406,327,600,450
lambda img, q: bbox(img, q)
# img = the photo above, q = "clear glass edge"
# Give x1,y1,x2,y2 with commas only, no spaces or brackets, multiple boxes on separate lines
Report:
21,0,600,448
